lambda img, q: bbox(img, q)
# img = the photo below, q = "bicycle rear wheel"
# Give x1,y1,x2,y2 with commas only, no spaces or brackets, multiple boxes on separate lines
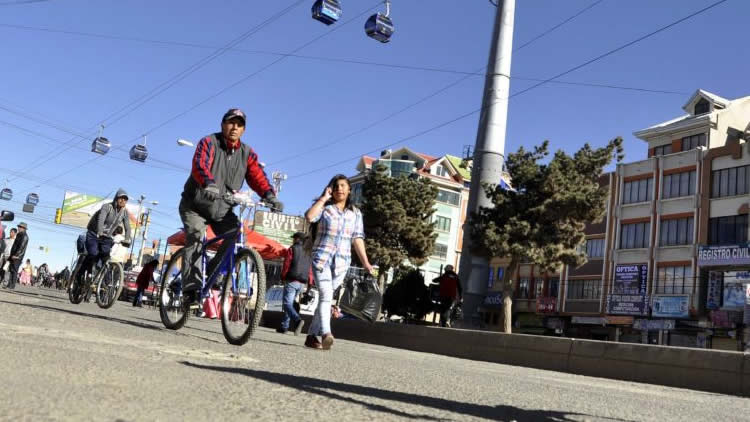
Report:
159,249,189,330
220,248,266,346
96,262,124,309
68,262,87,305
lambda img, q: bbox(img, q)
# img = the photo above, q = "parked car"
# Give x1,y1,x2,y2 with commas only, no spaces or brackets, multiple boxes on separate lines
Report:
264,284,318,316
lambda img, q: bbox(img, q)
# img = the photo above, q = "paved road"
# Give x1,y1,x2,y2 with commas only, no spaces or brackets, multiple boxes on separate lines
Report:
0,286,748,422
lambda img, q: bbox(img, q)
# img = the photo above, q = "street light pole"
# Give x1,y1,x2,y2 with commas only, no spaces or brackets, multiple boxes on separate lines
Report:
128,195,146,267
458,0,515,327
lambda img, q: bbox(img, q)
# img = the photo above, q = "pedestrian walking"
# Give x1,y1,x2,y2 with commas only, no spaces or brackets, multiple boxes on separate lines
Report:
0,228,16,284
303,174,373,350
20,259,32,286
434,265,462,327
6,223,28,290
133,258,159,307
276,231,313,336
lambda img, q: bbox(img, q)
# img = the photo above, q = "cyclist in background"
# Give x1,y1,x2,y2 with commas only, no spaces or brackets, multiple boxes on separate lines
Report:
77,189,131,282
176,108,283,298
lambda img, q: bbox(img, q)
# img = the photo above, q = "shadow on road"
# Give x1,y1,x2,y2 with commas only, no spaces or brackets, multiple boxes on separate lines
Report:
1,289,68,303
182,362,632,421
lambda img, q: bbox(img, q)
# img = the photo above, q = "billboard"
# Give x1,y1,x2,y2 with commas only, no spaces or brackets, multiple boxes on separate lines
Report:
60,191,140,234
606,264,648,316
252,210,307,248
651,295,689,318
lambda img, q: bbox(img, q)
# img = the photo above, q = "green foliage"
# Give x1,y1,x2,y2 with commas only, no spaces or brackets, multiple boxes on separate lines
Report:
361,164,439,272
470,138,623,273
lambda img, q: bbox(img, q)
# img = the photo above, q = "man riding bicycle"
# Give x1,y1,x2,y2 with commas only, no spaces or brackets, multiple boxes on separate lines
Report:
78,189,132,282
176,108,283,299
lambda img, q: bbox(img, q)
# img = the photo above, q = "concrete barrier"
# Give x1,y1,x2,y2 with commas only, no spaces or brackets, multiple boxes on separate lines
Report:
260,311,747,396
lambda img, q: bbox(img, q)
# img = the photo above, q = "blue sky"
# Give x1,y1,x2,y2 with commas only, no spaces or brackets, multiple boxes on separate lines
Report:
0,0,746,272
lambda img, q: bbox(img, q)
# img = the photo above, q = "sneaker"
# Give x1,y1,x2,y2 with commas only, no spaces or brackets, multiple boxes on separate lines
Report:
322,333,334,350
276,327,288,334
304,335,322,350
293,320,305,336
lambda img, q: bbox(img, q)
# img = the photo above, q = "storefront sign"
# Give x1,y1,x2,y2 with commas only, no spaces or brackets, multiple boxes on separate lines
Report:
536,297,556,314
606,315,634,325
571,316,606,325
253,211,307,248
651,295,690,318
482,292,503,309
706,271,723,310
697,244,750,266
633,319,675,331
607,264,648,315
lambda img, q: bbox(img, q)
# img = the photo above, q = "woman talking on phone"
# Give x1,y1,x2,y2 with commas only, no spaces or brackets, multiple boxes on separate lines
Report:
304,174,373,350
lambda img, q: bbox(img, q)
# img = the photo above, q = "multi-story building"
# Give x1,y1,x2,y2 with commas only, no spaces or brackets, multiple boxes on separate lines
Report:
485,90,750,348
349,147,470,282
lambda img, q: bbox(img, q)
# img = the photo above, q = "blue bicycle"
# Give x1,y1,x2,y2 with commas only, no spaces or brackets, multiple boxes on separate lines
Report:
158,192,267,345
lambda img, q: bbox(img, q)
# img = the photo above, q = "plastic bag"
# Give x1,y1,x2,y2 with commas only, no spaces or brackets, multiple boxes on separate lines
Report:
339,273,382,322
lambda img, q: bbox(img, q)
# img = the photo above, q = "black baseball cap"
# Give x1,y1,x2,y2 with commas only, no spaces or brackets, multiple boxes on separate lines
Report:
222,108,246,125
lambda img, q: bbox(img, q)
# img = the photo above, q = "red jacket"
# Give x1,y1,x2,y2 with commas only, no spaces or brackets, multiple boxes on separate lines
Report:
136,261,159,290
280,246,314,287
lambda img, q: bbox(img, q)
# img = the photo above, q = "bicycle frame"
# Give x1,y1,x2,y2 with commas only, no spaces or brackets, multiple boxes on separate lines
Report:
195,195,257,301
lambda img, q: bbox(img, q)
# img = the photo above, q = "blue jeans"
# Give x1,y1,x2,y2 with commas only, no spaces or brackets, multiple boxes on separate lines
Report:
281,281,304,330
133,287,145,306
308,260,347,337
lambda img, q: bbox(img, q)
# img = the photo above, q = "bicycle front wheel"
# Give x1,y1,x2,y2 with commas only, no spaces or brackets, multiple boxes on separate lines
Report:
159,249,189,330
220,248,266,346
68,263,86,305
96,262,124,309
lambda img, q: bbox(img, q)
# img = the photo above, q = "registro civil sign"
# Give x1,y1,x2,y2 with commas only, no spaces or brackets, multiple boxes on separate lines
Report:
698,244,750,267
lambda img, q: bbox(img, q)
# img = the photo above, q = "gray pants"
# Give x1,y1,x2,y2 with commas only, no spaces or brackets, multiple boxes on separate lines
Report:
178,199,239,292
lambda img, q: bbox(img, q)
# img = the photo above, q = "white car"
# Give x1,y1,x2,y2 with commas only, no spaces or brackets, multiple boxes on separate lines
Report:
264,284,318,316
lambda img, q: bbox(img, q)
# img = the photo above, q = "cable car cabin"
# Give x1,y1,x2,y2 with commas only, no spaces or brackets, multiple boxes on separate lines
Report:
0,188,11,201
91,137,111,155
312,0,341,25
25,193,39,206
365,13,394,43
129,144,148,162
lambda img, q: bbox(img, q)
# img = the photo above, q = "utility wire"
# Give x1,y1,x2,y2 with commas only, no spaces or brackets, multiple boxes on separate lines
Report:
288,0,729,180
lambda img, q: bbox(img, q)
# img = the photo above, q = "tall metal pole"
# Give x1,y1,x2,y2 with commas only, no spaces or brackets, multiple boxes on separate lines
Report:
458,0,515,326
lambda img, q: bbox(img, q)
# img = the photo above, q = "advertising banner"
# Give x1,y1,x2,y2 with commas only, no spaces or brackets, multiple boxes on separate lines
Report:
722,283,746,309
651,295,690,318
252,211,306,248
536,297,556,314
697,244,750,266
607,264,648,315
707,271,723,310
60,191,140,232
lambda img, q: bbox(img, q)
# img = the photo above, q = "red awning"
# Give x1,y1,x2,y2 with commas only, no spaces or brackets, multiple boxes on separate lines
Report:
166,221,286,260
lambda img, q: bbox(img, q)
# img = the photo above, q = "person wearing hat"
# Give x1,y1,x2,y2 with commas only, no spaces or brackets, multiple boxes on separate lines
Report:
78,188,132,284
133,258,159,307
5,222,28,289
433,265,462,327
176,108,283,299
277,231,313,335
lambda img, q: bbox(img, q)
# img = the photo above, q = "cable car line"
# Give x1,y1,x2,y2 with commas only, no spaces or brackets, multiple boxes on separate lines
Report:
286,0,729,180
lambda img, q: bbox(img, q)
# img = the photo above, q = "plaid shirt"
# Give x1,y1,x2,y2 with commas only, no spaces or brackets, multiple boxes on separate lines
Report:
310,204,364,275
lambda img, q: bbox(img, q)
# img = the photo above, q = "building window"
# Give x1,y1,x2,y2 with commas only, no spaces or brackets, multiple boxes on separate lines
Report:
662,170,696,199
711,165,749,198
620,222,650,249
432,243,448,260
694,98,710,115
659,217,694,246
653,144,672,156
655,266,693,294
517,278,529,299
548,278,559,298
434,215,451,232
436,189,460,206
351,183,363,205
709,215,749,245
586,238,604,258
435,165,450,177
567,279,601,300
622,178,653,204
534,278,544,299
681,133,706,151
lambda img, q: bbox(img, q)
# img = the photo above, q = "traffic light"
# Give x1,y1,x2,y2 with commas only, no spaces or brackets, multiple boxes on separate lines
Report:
54,208,62,224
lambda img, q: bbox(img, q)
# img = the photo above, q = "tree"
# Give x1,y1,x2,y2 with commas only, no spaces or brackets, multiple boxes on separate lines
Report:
469,138,623,333
361,165,439,291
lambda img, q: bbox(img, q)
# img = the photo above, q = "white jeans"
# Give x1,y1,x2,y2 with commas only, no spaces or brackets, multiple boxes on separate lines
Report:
308,259,347,337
